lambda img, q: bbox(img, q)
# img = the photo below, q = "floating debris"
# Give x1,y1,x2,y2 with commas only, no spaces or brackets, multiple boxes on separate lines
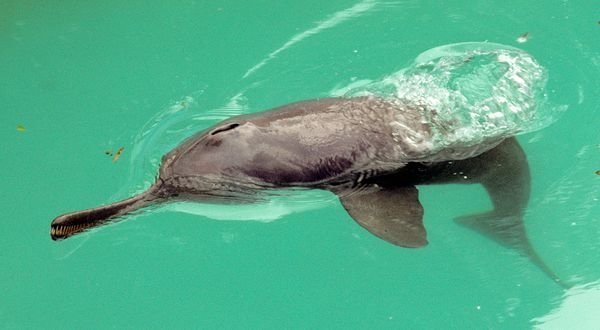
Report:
169,96,194,112
104,150,114,156
16,124,26,132
112,147,124,162
596,170,600,176
517,32,529,43
178,100,189,108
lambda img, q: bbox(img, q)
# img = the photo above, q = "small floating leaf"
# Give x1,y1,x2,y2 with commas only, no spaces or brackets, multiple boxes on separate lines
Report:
596,170,600,176
112,147,124,162
16,124,26,132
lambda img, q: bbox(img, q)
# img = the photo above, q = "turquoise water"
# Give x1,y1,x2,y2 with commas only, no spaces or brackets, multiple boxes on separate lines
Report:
1,1,599,328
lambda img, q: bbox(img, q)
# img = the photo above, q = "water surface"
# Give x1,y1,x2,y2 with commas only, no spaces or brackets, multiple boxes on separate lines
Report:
1,0,598,328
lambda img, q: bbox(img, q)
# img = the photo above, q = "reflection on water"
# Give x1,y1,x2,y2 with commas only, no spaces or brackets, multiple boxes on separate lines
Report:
533,281,600,329
167,189,337,222
243,0,377,78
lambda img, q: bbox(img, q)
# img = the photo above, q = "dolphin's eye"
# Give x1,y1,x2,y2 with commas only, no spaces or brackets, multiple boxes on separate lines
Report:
210,123,240,135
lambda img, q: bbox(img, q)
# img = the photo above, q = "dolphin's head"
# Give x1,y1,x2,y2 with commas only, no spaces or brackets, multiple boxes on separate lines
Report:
49,119,260,240
156,118,273,202
156,106,358,201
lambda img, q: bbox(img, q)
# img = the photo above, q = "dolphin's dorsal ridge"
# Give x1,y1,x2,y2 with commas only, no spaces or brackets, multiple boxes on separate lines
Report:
337,185,427,248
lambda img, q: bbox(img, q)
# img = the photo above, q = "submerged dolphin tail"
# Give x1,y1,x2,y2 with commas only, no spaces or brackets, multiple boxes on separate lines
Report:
455,212,571,289
50,185,162,240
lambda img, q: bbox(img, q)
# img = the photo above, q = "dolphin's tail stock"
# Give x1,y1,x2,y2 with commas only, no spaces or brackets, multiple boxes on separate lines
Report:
455,212,570,289
50,184,163,240
393,138,569,288
453,138,571,289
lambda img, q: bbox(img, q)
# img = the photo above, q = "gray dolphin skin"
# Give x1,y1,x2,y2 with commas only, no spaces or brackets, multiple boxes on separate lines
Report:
50,96,565,286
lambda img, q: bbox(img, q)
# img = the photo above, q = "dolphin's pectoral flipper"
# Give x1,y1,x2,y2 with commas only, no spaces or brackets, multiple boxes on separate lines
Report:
337,185,427,248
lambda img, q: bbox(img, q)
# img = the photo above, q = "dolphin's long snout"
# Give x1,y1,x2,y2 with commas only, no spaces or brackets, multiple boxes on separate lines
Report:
50,186,161,240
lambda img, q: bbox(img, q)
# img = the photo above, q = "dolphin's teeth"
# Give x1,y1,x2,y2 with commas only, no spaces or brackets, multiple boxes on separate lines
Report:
52,222,93,236
51,225,77,236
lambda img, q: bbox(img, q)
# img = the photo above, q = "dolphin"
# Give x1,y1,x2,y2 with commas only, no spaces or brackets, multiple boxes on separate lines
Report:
50,96,565,286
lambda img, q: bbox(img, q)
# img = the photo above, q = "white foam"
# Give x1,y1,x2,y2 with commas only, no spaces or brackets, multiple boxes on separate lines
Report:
343,42,567,161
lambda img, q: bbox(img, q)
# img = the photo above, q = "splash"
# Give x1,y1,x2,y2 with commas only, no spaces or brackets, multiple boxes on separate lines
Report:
342,42,567,161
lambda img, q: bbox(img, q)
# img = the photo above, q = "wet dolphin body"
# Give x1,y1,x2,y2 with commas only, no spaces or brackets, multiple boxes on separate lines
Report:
50,97,564,286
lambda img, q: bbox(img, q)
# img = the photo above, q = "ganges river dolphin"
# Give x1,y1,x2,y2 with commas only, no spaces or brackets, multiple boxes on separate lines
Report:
50,96,565,286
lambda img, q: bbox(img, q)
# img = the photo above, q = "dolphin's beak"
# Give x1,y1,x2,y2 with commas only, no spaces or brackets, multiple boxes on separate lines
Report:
50,186,161,240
